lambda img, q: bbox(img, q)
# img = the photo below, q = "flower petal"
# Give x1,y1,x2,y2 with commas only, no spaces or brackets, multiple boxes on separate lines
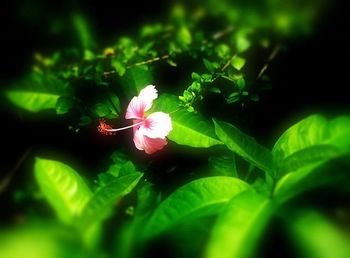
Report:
125,96,145,120
139,112,172,139
138,85,158,111
125,85,158,120
133,129,168,154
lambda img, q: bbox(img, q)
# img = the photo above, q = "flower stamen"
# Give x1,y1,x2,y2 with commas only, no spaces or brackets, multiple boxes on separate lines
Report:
98,119,144,135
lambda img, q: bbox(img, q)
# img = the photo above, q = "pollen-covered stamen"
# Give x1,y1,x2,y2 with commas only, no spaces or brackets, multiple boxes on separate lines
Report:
97,119,144,135
98,119,116,135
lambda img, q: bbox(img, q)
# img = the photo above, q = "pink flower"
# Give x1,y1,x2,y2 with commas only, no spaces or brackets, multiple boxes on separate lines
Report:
98,85,172,154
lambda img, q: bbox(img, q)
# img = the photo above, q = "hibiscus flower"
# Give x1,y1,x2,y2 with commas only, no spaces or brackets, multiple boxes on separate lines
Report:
98,85,172,154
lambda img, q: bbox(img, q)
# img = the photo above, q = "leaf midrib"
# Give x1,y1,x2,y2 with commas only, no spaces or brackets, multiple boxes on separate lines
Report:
217,123,271,172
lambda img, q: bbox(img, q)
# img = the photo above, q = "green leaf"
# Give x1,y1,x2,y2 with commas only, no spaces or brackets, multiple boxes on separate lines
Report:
56,96,74,115
34,158,92,224
206,191,274,258
209,87,221,94
235,33,251,53
81,173,143,225
92,93,121,119
6,73,69,112
274,154,350,202
236,77,246,90
79,116,92,126
273,115,350,176
231,55,246,70
0,223,85,258
208,152,237,177
277,145,341,174
83,49,95,61
201,74,213,82
106,92,121,115
92,103,110,117
177,26,192,47
6,91,60,112
289,211,350,258
140,23,163,37
188,81,201,93
100,152,138,183
227,92,240,104
215,44,230,59
151,94,222,148
143,176,250,238
191,72,201,82
213,119,273,173
203,59,219,73
72,14,95,50
120,65,153,97
112,59,126,76
114,183,160,258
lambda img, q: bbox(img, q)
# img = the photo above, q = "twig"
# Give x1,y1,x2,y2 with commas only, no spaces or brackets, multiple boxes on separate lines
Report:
127,54,169,68
256,44,281,80
221,56,234,71
213,26,234,40
103,55,170,77
0,146,33,193
103,26,234,77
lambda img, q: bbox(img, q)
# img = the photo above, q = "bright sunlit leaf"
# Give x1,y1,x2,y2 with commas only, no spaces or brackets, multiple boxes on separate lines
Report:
177,26,192,47
0,223,85,258
231,55,246,70
55,96,74,115
206,190,274,258
290,211,350,258
81,172,143,225
72,13,95,50
143,176,250,238
34,158,92,224
208,151,237,177
274,154,350,202
151,94,222,147
120,66,153,97
6,91,60,112
213,119,273,174
273,115,350,177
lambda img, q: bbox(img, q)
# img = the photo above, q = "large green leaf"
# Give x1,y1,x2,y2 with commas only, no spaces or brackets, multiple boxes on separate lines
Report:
213,119,273,173
273,115,350,175
151,94,222,147
274,154,350,202
289,211,350,258
120,65,153,97
113,183,160,258
143,176,250,238
0,223,85,258
276,145,341,174
34,158,92,224
206,191,274,258
6,73,68,112
208,151,237,177
6,91,60,112
81,172,143,225
72,14,95,50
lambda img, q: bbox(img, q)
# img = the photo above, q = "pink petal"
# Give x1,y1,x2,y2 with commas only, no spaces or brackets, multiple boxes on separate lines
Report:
139,112,172,139
125,85,158,120
125,96,145,120
138,85,158,110
133,129,168,154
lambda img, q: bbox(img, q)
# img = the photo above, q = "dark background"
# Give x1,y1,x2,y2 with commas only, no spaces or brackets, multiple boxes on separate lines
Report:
0,0,349,224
